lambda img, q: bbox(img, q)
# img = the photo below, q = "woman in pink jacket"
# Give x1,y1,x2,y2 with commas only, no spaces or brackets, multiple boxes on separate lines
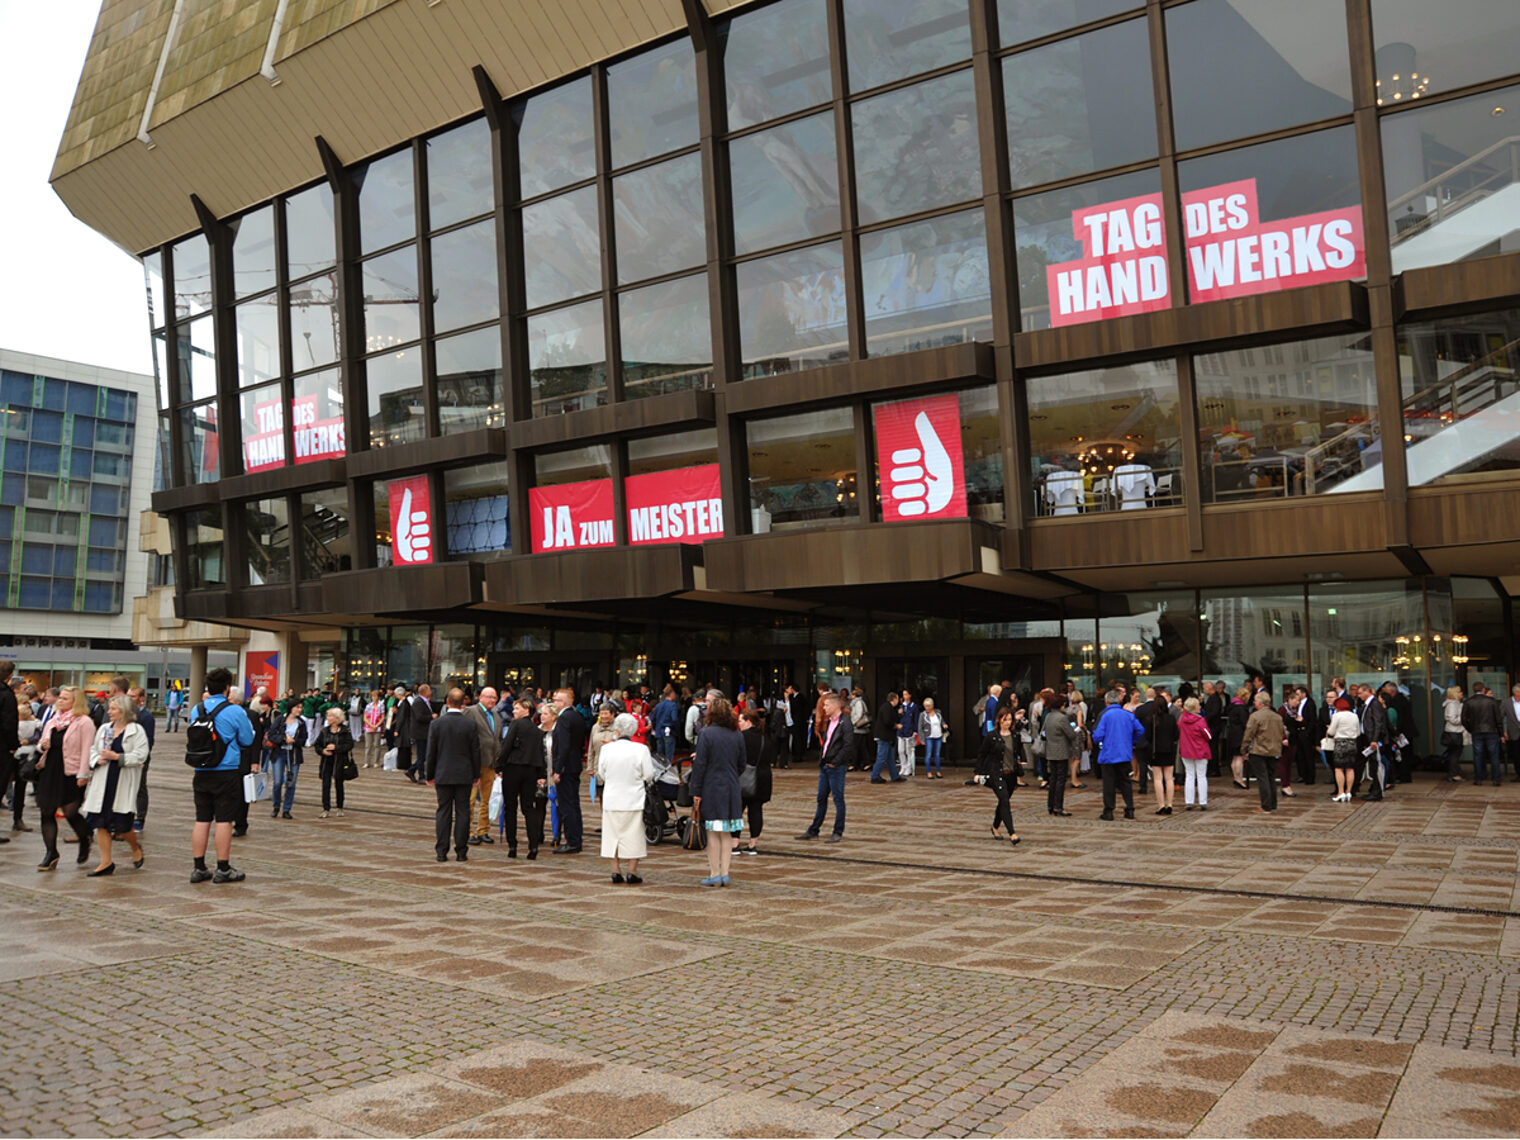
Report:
1177,696,1213,811
32,686,96,870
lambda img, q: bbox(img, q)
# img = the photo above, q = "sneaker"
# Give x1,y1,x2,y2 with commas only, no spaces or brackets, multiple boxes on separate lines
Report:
212,866,246,883
190,868,213,883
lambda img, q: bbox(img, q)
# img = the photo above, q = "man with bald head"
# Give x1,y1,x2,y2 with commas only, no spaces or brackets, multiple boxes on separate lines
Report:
465,686,504,845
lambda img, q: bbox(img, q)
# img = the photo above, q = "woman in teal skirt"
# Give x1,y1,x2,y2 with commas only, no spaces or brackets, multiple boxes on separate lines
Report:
689,691,747,888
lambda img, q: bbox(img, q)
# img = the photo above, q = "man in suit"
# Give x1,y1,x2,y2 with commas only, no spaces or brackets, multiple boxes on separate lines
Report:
426,688,480,862
1284,686,1318,787
410,684,438,784
390,685,415,775
784,684,809,769
796,691,850,843
550,687,588,854
465,687,503,846
1202,681,1225,778
1358,684,1390,801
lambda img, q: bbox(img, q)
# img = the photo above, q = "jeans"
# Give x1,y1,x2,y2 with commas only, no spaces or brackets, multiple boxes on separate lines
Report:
1249,754,1278,810
1472,734,1502,784
1182,757,1208,805
808,764,846,837
924,737,943,773
871,740,901,781
656,732,675,766
267,752,298,814
166,706,181,732
896,736,916,777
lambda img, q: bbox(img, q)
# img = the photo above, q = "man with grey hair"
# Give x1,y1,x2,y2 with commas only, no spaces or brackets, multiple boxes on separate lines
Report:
1241,691,1286,814
465,686,502,846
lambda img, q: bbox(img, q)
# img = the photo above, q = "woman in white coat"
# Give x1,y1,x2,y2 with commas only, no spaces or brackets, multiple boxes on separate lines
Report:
595,712,655,885
81,695,148,875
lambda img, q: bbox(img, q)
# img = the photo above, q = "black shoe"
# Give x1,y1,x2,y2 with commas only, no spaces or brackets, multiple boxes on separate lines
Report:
1099,812,1114,821
507,848,518,858
456,852,468,862
436,854,448,862
626,874,643,884
211,866,246,883
870,778,887,784
794,832,818,841
611,873,625,883
1050,810,1071,817
87,864,115,877
468,836,482,846
190,867,212,883
75,838,91,865
271,809,280,819
282,811,292,819
37,854,60,872
526,849,538,860
232,828,248,839
479,835,494,844
552,845,581,854
1123,810,1135,819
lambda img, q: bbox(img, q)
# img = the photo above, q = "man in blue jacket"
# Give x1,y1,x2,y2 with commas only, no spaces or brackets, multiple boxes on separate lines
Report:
1091,688,1145,821
651,687,680,767
188,667,256,884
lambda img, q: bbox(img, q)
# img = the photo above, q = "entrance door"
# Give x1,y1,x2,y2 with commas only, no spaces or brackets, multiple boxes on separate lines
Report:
484,654,540,697
966,655,1042,742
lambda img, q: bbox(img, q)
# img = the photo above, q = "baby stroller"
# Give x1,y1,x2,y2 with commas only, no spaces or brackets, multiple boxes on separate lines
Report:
644,755,684,845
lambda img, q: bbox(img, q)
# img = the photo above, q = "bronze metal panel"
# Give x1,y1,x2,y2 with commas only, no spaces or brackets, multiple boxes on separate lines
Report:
1409,482,1520,549
320,561,484,615
721,342,995,417
485,543,699,606
509,389,716,450
181,588,232,623
1399,253,1520,321
344,428,507,479
153,482,221,513
218,458,347,502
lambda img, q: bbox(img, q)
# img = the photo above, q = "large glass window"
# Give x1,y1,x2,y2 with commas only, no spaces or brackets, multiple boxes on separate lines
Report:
144,251,166,331
1201,585,1309,697
517,77,595,199
171,234,211,320
241,382,285,473
231,205,276,300
535,444,614,487
729,114,840,255
869,387,1005,523
426,118,493,230
1397,306,1520,488
1195,332,1382,501
369,480,394,567
245,497,291,586
185,506,225,588
1307,581,1421,699
628,428,720,476
444,462,511,558
613,154,705,284
235,295,281,388
746,406,857,531
1371,1,1520,102
1099,590,1202,693
435,326,503,435
843,0,971,93
999,0,1138,47
851,70,980,224
1003,17,1156,191
366,347,425,448
361,248,421,351
522,187,602,309
1167,0,1352,152
292,368,345,463
179,403,220,485
180,315,218,401
430,219,499,333
528,299,607,416
723,0,832,130
356,149,415,254
608,38,698,168
1383,83,1520,274
1028,359,1182,515
289,272,340,371
961,386,1005,524
859,208,992,357
619,275,713,399
300,487,351,577
736,242,848,377
286,183,336,278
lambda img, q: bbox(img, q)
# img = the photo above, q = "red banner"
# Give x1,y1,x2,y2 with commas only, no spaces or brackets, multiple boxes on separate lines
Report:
291,394,345,464
1046,191,1171,328
243,398,284,473
530,478,615,552
243,650,279,699
388,474,434,565
874,394,967,521
625,463,724,545
1182,179,1364,303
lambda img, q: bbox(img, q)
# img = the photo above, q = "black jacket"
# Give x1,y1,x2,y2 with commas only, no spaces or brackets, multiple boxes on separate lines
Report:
312,724,354,771
0,686,17,755
1360,697,1390,747
497,717,545,774
873,701,900,743
1385,690,1417,743
551,705,588,779
976,732,1015,782
1136,699,1178,763
1462,693,1504,737
819,716,852,767
426,709,480,784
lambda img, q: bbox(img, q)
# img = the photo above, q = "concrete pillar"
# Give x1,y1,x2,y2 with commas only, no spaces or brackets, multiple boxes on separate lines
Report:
188,645,208,704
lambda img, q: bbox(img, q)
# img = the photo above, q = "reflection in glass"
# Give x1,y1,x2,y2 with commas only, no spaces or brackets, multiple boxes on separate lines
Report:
1397,306,1520,487
285,183,336,278
1305,581,1420,698
235,295,280,388
723,0,832,130
999,0,1138,47
517,77,595,199
292,368,345,464
1100,591,1202,693
736,242,848,377
1012,167,1163,331
366,347,426,448
852,70,981,224
608,38,698,168
1028,359,1182,516
959,387,1006,523
522,187,601,309
614,154,705,283
628,428,719,476
445,462,511,557
1168,0,1352,151
535,444,613,486
843,0,971,93
179,403,220,486
430,219,499,333
860,208,992,357
245,498,291,586
426,118,493,230
746,407,857,531
361,247,420,351
231,205,276,299
1371,0,1520,103
730,113,840,255
1004,18,1156,190
177,316,218,402
529,299,607,416
619,275,713,399
288,272,340,371
185,506,225,587
435,325,503,434
300,486,351,576
241,381,286,473
369,480,394,567
1383,83,1520,274
172,233,211,320
356,148,416,253
1194,333,1381,501
152,332,169,410
144,252,166,331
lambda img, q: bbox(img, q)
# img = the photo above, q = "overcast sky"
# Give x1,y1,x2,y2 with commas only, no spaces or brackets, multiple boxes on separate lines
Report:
0,1,153,376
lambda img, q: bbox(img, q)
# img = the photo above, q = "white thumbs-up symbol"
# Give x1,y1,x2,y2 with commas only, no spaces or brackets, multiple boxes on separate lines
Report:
888,412,954,517
395,486,432,562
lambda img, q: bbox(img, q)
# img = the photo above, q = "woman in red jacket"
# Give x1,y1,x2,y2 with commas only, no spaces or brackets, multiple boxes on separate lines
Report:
1177,697,1213,810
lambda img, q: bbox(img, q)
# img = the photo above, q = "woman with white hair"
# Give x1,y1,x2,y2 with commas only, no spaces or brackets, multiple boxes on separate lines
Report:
595,712,654,884
81,695,149,875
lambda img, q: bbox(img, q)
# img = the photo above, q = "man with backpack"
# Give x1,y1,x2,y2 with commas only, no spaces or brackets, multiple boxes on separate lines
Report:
186,667,256,884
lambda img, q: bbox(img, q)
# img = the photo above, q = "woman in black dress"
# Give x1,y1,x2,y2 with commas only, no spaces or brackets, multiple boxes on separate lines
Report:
737,706,774,855
1226,686,1252,789
32,687,95,871
975,707,1020,845
496,698,547,859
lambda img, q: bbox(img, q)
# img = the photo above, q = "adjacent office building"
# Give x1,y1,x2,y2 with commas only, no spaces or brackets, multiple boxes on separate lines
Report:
51,0,1520,746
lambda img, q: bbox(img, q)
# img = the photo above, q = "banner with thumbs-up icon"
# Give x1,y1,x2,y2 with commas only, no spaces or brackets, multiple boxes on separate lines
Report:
873,394,966,522
388,474,435,564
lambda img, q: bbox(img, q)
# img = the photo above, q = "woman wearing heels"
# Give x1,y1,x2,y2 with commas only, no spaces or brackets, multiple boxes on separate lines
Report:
31,687,94,871
975,708,1020,845
1226,685,1252,790
1042,695,1078,817
81,696,147,875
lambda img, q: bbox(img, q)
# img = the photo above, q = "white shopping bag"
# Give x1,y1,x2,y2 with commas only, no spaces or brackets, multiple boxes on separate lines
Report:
243,770,271,803
488,777,504,824
382,747,398,771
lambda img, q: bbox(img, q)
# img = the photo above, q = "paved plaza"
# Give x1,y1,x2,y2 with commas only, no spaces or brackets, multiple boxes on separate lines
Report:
6,760,1520,1138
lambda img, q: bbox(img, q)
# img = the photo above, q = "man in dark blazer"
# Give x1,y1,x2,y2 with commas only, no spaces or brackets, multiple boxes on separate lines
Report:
786,684,810,768
550,687,588,854
426,688,480,862
390,685,415,776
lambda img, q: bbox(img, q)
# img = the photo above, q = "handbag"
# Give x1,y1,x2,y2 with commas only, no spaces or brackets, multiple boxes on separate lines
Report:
1319,736,1336,753
341,757,359,781
681,806,708,850
488,778,504,823
740,762,757,800
15,748,38,783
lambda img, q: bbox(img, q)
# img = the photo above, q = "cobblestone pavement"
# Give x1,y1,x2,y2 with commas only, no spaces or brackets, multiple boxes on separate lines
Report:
4,760,1520,1137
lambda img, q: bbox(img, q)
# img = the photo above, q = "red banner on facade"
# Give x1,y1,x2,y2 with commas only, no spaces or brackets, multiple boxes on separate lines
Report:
1045,191,1171,328
243,650,279,698
291,394,345,464
388,474,434,564
625,463,724,545
244,399,284,473
529,478,615,552
874,394,967,521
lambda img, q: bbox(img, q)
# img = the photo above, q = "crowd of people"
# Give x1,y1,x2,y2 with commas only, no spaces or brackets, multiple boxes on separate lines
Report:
2,661,1516,887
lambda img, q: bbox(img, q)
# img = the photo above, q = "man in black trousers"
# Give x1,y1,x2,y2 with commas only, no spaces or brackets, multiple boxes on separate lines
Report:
550,687,588,854
426,688,480,862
